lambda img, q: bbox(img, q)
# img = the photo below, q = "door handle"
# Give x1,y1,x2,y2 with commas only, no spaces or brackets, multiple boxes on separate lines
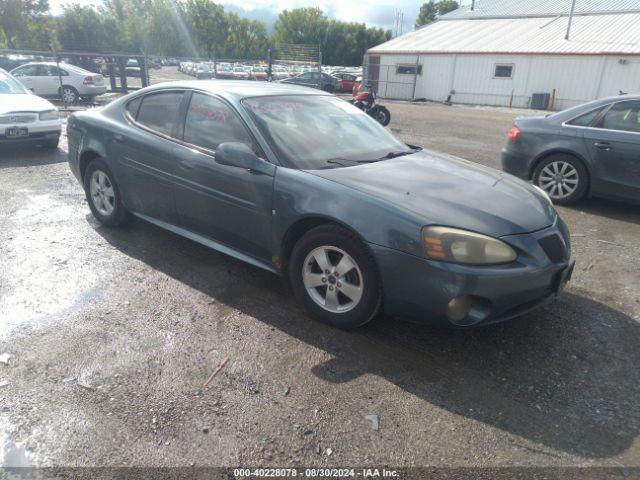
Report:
113,133,124,143
594,141,612,150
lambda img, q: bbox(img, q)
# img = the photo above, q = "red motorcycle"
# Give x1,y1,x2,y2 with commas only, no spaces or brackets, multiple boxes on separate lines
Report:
351,85,391,126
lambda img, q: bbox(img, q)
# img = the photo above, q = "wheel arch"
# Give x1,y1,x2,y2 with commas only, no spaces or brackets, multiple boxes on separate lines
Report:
59,84,79,94
279,215,373,273
79,149,103,182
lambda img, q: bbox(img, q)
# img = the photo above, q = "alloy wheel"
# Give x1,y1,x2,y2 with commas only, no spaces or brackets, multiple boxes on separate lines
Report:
62,88,77,103
538,161,579,200
90,170,116,217
302,246,364,313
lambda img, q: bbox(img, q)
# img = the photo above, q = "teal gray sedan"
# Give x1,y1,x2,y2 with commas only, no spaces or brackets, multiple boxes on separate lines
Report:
67,81,574,329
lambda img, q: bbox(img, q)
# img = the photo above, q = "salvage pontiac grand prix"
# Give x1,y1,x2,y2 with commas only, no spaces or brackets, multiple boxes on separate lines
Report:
67,81,574,329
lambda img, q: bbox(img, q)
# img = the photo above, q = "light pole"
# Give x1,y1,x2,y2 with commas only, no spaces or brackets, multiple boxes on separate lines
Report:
565,0,577,40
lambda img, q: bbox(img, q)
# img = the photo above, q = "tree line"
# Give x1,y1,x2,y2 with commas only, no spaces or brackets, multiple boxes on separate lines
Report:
414,1,459,28
0,0,392,66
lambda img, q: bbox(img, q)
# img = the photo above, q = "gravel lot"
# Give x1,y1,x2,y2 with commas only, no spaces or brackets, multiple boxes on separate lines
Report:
1,92,639,472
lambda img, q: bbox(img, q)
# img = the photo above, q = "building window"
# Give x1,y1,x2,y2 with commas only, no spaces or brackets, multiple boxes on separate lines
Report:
494,64,514,78
396,64,422,75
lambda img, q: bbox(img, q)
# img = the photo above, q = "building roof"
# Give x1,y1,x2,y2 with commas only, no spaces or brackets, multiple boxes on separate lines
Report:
444,0,640,19
368,12,640,56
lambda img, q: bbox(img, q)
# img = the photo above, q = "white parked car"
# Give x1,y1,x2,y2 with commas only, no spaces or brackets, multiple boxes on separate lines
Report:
10,62,107,103
0,68,62,148
232,66,250,80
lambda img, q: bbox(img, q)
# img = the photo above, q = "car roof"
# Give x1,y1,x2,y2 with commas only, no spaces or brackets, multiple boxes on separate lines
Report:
14,61,76,68
136,80,329,101
547,94,640,121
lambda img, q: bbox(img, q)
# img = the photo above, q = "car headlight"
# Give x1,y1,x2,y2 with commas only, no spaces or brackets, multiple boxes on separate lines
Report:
422,226,517,265
39,110,60,121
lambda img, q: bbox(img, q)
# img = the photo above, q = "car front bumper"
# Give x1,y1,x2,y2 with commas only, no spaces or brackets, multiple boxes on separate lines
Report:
78,85,107,96
371,220,573,327
0,121,61,144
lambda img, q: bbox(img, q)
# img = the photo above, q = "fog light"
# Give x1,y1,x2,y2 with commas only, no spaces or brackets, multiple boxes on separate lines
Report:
447,295,472,322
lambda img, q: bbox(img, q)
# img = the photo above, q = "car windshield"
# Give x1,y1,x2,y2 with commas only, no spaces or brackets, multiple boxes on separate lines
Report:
0,70,27,94
243,95,411,169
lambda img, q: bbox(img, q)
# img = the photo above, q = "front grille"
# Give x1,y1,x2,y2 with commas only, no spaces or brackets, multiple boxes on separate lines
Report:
0,113,37,124
538,234,566,263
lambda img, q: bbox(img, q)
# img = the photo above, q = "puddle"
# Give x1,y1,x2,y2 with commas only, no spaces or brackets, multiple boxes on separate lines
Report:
0,192,102,340
0,424,34,467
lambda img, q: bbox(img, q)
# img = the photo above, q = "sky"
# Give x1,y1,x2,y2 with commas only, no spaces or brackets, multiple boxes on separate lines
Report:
47,0,452,32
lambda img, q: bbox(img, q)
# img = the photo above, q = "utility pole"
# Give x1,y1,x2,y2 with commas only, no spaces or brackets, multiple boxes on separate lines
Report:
393,9,404,37
565,0,577,40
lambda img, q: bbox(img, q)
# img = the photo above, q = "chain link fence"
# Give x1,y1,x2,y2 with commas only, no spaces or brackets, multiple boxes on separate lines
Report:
363,55,419,100
2,44,340,108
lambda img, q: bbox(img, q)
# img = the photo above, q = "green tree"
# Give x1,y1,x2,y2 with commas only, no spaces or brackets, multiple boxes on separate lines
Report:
415,0,459,29
21,14,58,50
273,7,326,47
0,0,50,48
226,14,268,59
184,0,229,58
415,2,437,28
436,0,459,16
274,8,390,66
146,0,195,57
57,4,109,51
100,0,151,52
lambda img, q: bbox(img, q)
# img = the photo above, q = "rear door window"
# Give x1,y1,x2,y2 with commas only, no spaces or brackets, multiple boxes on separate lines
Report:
136,91,184,136
182,92,254,152
126,96,143,119
595,101,640,133
567,107,605,127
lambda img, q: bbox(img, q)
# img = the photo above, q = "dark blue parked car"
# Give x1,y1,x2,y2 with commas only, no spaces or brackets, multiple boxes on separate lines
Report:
68,81,573,329
502,95,640,205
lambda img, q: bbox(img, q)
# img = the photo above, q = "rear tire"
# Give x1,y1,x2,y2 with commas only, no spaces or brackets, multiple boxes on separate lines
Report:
289,225,382,329
83,159,128,227
533,154,588,205
60,86,79,104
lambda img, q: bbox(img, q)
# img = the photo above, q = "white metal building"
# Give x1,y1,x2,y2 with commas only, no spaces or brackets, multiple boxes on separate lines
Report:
365,0,640,110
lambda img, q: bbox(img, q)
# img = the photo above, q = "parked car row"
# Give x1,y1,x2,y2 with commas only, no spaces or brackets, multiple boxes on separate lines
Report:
176,61,362,93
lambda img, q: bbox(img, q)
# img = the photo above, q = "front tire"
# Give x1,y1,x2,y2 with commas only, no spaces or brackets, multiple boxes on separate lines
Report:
533,154,587,205
289,225,382,329
84,159,128,227
371,106,391,126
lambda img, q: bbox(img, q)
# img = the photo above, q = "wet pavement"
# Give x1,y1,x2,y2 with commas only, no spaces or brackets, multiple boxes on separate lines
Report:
0,102,639,469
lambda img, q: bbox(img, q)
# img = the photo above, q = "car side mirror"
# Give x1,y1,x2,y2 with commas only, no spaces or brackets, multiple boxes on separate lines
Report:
215,142,274,175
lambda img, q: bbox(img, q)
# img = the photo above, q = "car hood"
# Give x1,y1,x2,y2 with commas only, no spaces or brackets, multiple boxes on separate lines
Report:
0,94,57,114
307,150,557,237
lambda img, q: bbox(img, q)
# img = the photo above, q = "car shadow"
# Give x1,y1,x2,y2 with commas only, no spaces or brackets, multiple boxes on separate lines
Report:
0,144,66,169
561,197,640,226
93,215,640,460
